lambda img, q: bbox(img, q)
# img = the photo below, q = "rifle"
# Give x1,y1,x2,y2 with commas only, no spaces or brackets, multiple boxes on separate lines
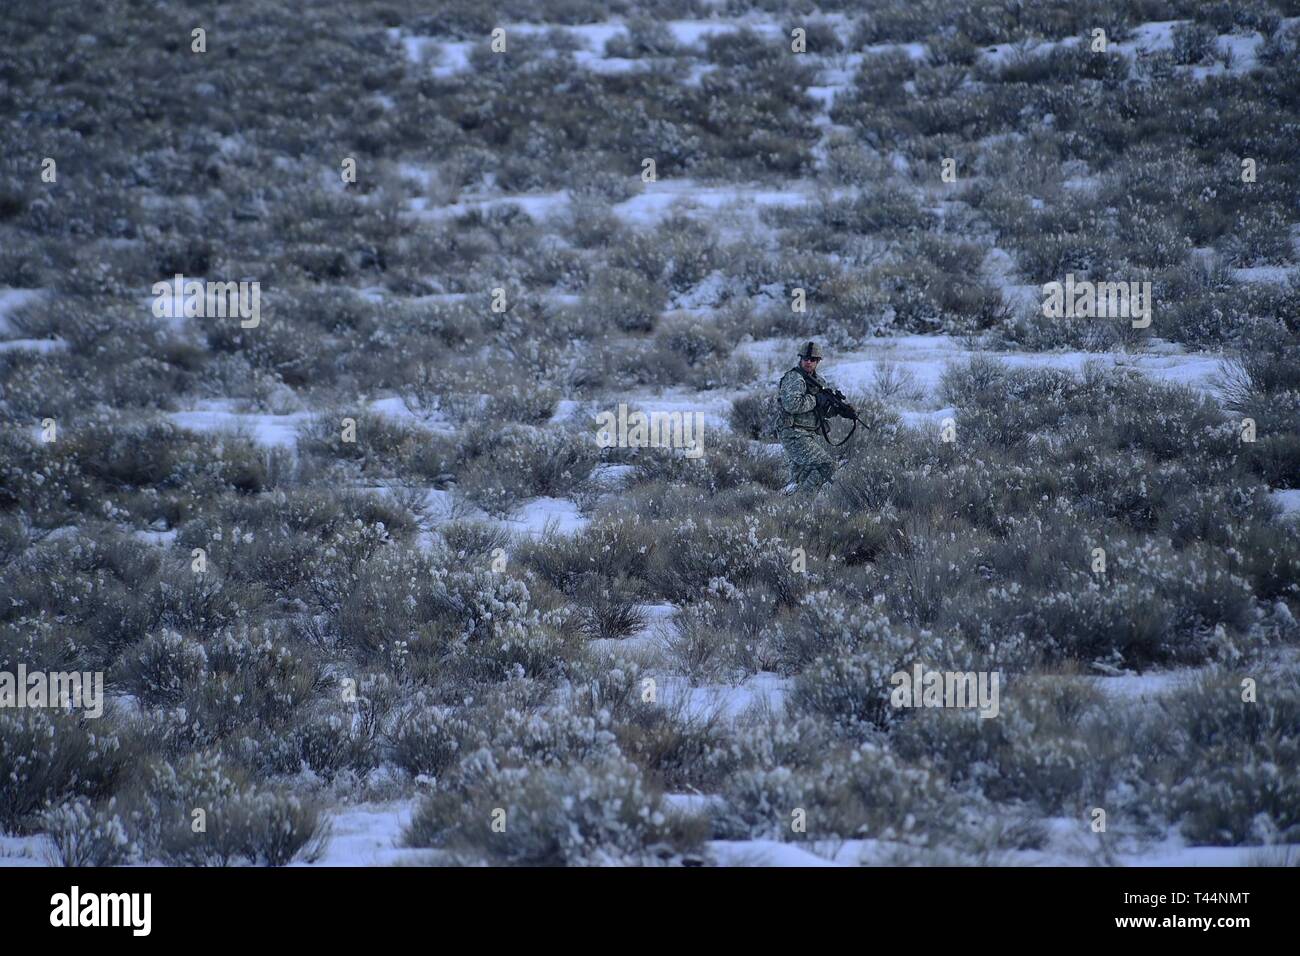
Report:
797,369,870,447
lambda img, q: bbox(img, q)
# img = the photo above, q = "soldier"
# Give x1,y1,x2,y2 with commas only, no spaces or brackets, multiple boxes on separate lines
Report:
777,341,855,495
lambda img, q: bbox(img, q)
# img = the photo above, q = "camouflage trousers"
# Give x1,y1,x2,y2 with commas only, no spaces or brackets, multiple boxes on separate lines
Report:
779,427,836,493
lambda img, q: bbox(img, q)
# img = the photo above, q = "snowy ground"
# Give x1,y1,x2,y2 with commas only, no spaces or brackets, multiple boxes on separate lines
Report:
5,5,1297,868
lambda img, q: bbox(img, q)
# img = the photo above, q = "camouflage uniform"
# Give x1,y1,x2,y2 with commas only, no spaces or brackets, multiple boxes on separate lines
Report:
778,364,837,494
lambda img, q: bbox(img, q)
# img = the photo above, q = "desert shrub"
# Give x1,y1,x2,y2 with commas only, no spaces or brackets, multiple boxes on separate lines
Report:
631,429,785,496
572,573,648,642
604,688,738,792
156,789,327,867
893,676,1146,814
118,749,244,862
637,513,808,605
404,755,704,865
114,629,208,707
439,520,512,562
605,17,679,57
1150,668,1300,845
291,707,377,782
639,320,736,388
580,267,667,333
164,625,323,748
779,589,937,675
298,409,443,480
0,710,135,833
40,797,134,866
666,598,759,684
966,539,1255,667
787,599,954,734
457,424,597,516
1219,323,1300,485
1171,21,1218,64
516,517,659,597
391,705,487,779
483,380,559,426
713,740,970,845
728,391,771,441
1230,521,1300,601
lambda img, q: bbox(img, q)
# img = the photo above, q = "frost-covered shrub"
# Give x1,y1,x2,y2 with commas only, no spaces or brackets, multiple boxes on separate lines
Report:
115,629,208,707
439,520,512,563
611,701,737,793
1171,21,1218,64
605,18,679,57
392,705,486,779
640,513,803,605
292,707,377,782
418,568,577,683
41,797,134,867
1150,668,1300,845
0,710,133,832
166,626,322,747
713,741,967,845
580,267,667,333
517,518,658,597
126,747,325,866
780,590,930,674
893,676,1146,814
638,321,736,388
457,425,597,516
404,756,703,866
631,430,785,498
158,788,327,867
970,539,1255,666
728,391,769,441
468,703,623,778
787,600,953,734
573,574,648,641
483,381,559,426
116,750,243,862
298,409,441,479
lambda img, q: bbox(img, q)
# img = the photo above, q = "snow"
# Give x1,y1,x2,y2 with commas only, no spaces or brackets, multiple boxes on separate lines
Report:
608,389,737,432
133,528,178,547
0,288,44,335
658,672,789,722
1272,489,1300,520
407,190,570,223
1088,669,1199,701
0,338,66,353
296,800,436,867
612,179,814,228
862,41,929,60
588,462,636,489
506,496,588,537
744,334,1230,408
1233,266,1295,284
0,833,48,867
1119,20,1184,55
710,839,843,866
368,395,456,433
167,403,309,449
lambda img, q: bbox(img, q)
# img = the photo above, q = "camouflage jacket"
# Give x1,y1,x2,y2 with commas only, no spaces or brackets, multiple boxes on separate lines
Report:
778,366,830,432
